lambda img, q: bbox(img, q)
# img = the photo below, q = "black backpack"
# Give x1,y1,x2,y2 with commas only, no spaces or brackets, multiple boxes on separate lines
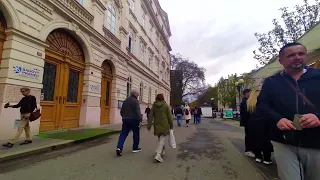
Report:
185,109,189,115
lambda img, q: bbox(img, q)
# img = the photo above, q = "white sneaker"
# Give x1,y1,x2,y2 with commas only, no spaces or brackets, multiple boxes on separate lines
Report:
245,151,255,158
263,160,272,165
154,154,163,163
255,158,262,163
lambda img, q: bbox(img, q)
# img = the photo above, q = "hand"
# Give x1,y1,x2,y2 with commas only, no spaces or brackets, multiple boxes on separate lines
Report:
300,113,320,128
277,118,296,130
24,113,31,118
139,122,142,128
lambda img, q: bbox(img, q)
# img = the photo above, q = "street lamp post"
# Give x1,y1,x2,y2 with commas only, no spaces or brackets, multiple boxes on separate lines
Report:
235,79,245,114
210,98,215,118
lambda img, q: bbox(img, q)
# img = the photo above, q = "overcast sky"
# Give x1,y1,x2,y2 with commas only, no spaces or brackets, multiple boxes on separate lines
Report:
159,0,307,85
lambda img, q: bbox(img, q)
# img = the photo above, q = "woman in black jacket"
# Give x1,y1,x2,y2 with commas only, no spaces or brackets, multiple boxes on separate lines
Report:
247,89,273,165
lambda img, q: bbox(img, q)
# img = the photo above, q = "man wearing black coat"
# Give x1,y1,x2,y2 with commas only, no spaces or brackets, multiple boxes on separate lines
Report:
257,42,320,180
240,89,254,157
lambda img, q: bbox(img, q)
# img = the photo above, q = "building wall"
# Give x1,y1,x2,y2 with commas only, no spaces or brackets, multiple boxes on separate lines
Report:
0,0,171,140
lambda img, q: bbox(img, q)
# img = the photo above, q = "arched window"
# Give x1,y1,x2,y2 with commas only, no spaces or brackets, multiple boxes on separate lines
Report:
139,82,143,101
107,3,116,34
127,76,132,97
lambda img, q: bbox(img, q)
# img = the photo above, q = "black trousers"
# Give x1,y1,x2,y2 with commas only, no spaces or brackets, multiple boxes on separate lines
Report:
244,125,251,152
252,141,273,161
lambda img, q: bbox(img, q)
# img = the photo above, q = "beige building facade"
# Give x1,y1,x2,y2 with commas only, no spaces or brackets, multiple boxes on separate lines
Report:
0,0,171,140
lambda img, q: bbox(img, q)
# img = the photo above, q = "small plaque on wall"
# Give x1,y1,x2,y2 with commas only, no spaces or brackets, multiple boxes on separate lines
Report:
14,119,21,129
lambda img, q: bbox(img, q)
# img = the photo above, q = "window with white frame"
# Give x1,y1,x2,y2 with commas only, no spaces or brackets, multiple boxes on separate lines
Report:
129,29,134,53
155,59,159,74
127,76,132,97
141,8,146,27
148,52,153,69
140,42,146,63
129,0,135,11
107,3,116,34
139,82,143,101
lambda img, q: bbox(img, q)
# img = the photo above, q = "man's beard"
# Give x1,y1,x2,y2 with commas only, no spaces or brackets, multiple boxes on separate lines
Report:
290,63,305,70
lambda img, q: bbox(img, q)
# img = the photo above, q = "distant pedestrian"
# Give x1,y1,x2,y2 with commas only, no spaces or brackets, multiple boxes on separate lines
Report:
145,105,151,119
116,89,142,156
2,87,37,148
174,105,183,126
147,94,173,163
184,104,191,127
240,88,255,158
194,106,203,124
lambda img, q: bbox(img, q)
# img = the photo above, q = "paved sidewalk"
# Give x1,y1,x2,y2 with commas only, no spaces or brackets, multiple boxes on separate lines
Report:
0,122,147,163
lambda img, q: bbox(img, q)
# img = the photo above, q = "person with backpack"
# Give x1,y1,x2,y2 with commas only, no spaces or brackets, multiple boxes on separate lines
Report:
2,87,37,148
174,105,183,126
183,104,191,127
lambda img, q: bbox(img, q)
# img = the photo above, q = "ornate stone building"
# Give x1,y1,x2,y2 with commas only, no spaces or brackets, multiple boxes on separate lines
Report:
0,0,171,140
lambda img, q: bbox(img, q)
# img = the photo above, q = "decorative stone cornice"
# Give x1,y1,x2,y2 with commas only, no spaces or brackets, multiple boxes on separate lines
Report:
139,36,147,45
119,26,128,35
92,0,107,11
103,26,121,47
30,0,52,14
56,0,94,24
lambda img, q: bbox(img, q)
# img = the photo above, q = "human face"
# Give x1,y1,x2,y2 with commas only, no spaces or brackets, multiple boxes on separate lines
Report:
244,91,251,98
279,45,307,71
21,89,30,96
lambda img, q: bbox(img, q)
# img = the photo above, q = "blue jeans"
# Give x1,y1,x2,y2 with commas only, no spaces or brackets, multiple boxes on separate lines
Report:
195,116,201,124
176,115,182,126
117,118,140,150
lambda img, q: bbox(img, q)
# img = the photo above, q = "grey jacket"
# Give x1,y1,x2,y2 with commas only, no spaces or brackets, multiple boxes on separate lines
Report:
120,95,142,122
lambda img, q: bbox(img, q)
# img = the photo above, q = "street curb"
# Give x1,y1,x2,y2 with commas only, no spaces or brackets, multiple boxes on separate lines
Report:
0,124,147,163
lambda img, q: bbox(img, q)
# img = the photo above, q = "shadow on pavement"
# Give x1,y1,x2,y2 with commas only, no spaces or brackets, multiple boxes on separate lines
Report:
210,119,279,180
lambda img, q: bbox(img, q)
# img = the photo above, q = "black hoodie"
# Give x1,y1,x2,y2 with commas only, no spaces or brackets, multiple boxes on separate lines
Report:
257,67,320,149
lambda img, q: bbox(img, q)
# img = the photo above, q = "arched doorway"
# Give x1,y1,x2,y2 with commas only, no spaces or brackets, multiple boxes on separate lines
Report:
0,10,7,64
100,61,113,125
40,29,85,132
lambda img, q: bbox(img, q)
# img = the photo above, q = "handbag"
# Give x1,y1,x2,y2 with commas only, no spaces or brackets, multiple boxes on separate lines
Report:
29,109,41,122
28,96,41,122
168,129,176,148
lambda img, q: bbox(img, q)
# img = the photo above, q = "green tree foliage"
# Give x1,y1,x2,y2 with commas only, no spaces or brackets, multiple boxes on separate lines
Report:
253,0,320,65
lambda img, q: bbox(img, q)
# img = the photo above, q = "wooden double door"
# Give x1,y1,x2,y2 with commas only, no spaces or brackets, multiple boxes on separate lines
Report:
40,50,84,132
100,73,112,125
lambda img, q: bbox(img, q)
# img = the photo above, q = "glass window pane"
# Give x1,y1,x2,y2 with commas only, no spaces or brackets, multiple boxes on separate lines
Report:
105,81,111,106
67,69,80,103
42,62,57,101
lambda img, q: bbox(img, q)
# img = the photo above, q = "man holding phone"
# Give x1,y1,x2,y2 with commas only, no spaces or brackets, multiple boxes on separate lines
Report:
257,42,320,180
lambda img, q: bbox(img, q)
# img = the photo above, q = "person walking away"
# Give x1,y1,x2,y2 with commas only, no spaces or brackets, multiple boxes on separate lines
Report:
147,94,173,163
184,104,191,127
240,89,254,158
194,106,201,124
247,90,273,165
2,87,37,148
198,107,203,123
257,42,320,180
116,89,142,156
145,105,151,119
175,105,183,126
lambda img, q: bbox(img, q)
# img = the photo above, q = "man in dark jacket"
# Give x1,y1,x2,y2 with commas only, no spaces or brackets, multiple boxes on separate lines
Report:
257,42,320,180
240,88,254,157
116,89,142,156
174,105,183,126
145,105,151,119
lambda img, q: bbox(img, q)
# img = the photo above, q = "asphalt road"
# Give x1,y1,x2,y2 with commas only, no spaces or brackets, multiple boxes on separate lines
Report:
0,118,267,180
